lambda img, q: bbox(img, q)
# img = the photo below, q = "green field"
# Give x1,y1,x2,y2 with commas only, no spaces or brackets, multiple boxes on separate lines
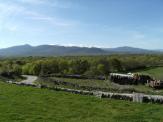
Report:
1,80,163,122
38,76,163,95
36,66,163,96
137,67,163,80
51,77,109,88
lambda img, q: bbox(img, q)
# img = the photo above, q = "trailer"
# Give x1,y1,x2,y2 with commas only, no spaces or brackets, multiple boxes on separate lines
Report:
110,73,152,85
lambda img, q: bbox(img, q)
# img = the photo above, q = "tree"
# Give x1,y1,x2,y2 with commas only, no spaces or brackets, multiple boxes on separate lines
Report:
69,59,90,74
58,60,69,74
110,58,123,72
97,64,105,75
12,64,22,75
98,58,110,75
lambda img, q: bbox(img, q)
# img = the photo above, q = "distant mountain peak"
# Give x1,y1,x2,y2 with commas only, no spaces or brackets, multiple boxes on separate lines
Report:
24,44,32,46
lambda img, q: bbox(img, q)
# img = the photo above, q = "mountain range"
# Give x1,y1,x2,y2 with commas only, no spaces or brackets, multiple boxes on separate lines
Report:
0,44,162,57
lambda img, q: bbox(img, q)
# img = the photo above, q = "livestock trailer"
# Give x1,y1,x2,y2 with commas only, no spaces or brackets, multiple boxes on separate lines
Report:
110,73,152,85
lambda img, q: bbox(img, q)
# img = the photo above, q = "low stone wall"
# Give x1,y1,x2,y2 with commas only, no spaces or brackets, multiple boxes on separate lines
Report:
41,74,105,80
5,80,163,104
38,77,138,93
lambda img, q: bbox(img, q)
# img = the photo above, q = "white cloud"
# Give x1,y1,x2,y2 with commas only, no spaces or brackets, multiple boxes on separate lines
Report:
60,43,105,48
0,2,25,31
50,0,73,9
0,1,77,33
17,0,73,9
25,11,76,27
0,2,25,15
16,0,46,5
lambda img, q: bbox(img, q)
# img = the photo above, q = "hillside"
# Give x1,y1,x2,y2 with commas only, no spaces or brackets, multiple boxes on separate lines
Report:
0,44,161,57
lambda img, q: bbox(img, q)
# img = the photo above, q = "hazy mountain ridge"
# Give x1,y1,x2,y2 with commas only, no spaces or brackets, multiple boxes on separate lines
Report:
0,44,162,57
103,46,154,54
0,44,107,56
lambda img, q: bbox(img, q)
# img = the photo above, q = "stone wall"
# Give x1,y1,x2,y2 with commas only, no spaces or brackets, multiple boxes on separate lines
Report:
5,80,163,104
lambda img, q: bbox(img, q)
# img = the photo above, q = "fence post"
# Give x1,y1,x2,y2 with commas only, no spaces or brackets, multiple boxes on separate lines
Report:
133,93,144,103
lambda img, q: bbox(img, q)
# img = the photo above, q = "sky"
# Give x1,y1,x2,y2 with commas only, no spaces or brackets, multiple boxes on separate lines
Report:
0,0,163,49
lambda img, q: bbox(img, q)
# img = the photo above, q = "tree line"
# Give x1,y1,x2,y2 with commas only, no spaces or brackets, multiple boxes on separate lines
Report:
0,54,163,78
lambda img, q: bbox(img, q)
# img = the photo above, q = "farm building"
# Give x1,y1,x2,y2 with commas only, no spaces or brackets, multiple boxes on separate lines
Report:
147,80,163,89
110,73,152,85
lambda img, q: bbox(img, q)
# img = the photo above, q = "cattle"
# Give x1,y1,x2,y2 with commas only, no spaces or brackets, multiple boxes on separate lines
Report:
147,80,163,89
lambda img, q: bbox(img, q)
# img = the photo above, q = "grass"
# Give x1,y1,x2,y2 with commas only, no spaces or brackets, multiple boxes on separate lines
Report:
37,66,163,95
1,81,163,122
135,67,163,80
51,77,108,88
0,75,25,82
35,66,163,96
38,77,163,95
37,77,136,93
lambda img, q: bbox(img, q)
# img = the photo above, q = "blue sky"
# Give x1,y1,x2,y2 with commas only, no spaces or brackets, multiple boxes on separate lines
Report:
0,0,163,49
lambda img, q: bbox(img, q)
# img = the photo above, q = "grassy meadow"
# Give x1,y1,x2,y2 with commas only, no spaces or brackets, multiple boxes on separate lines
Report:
137,67,163,80
36,66,163,96
1,81,163,122
0,56,163,122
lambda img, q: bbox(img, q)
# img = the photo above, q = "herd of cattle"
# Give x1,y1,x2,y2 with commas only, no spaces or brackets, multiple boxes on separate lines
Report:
110,73,163,89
